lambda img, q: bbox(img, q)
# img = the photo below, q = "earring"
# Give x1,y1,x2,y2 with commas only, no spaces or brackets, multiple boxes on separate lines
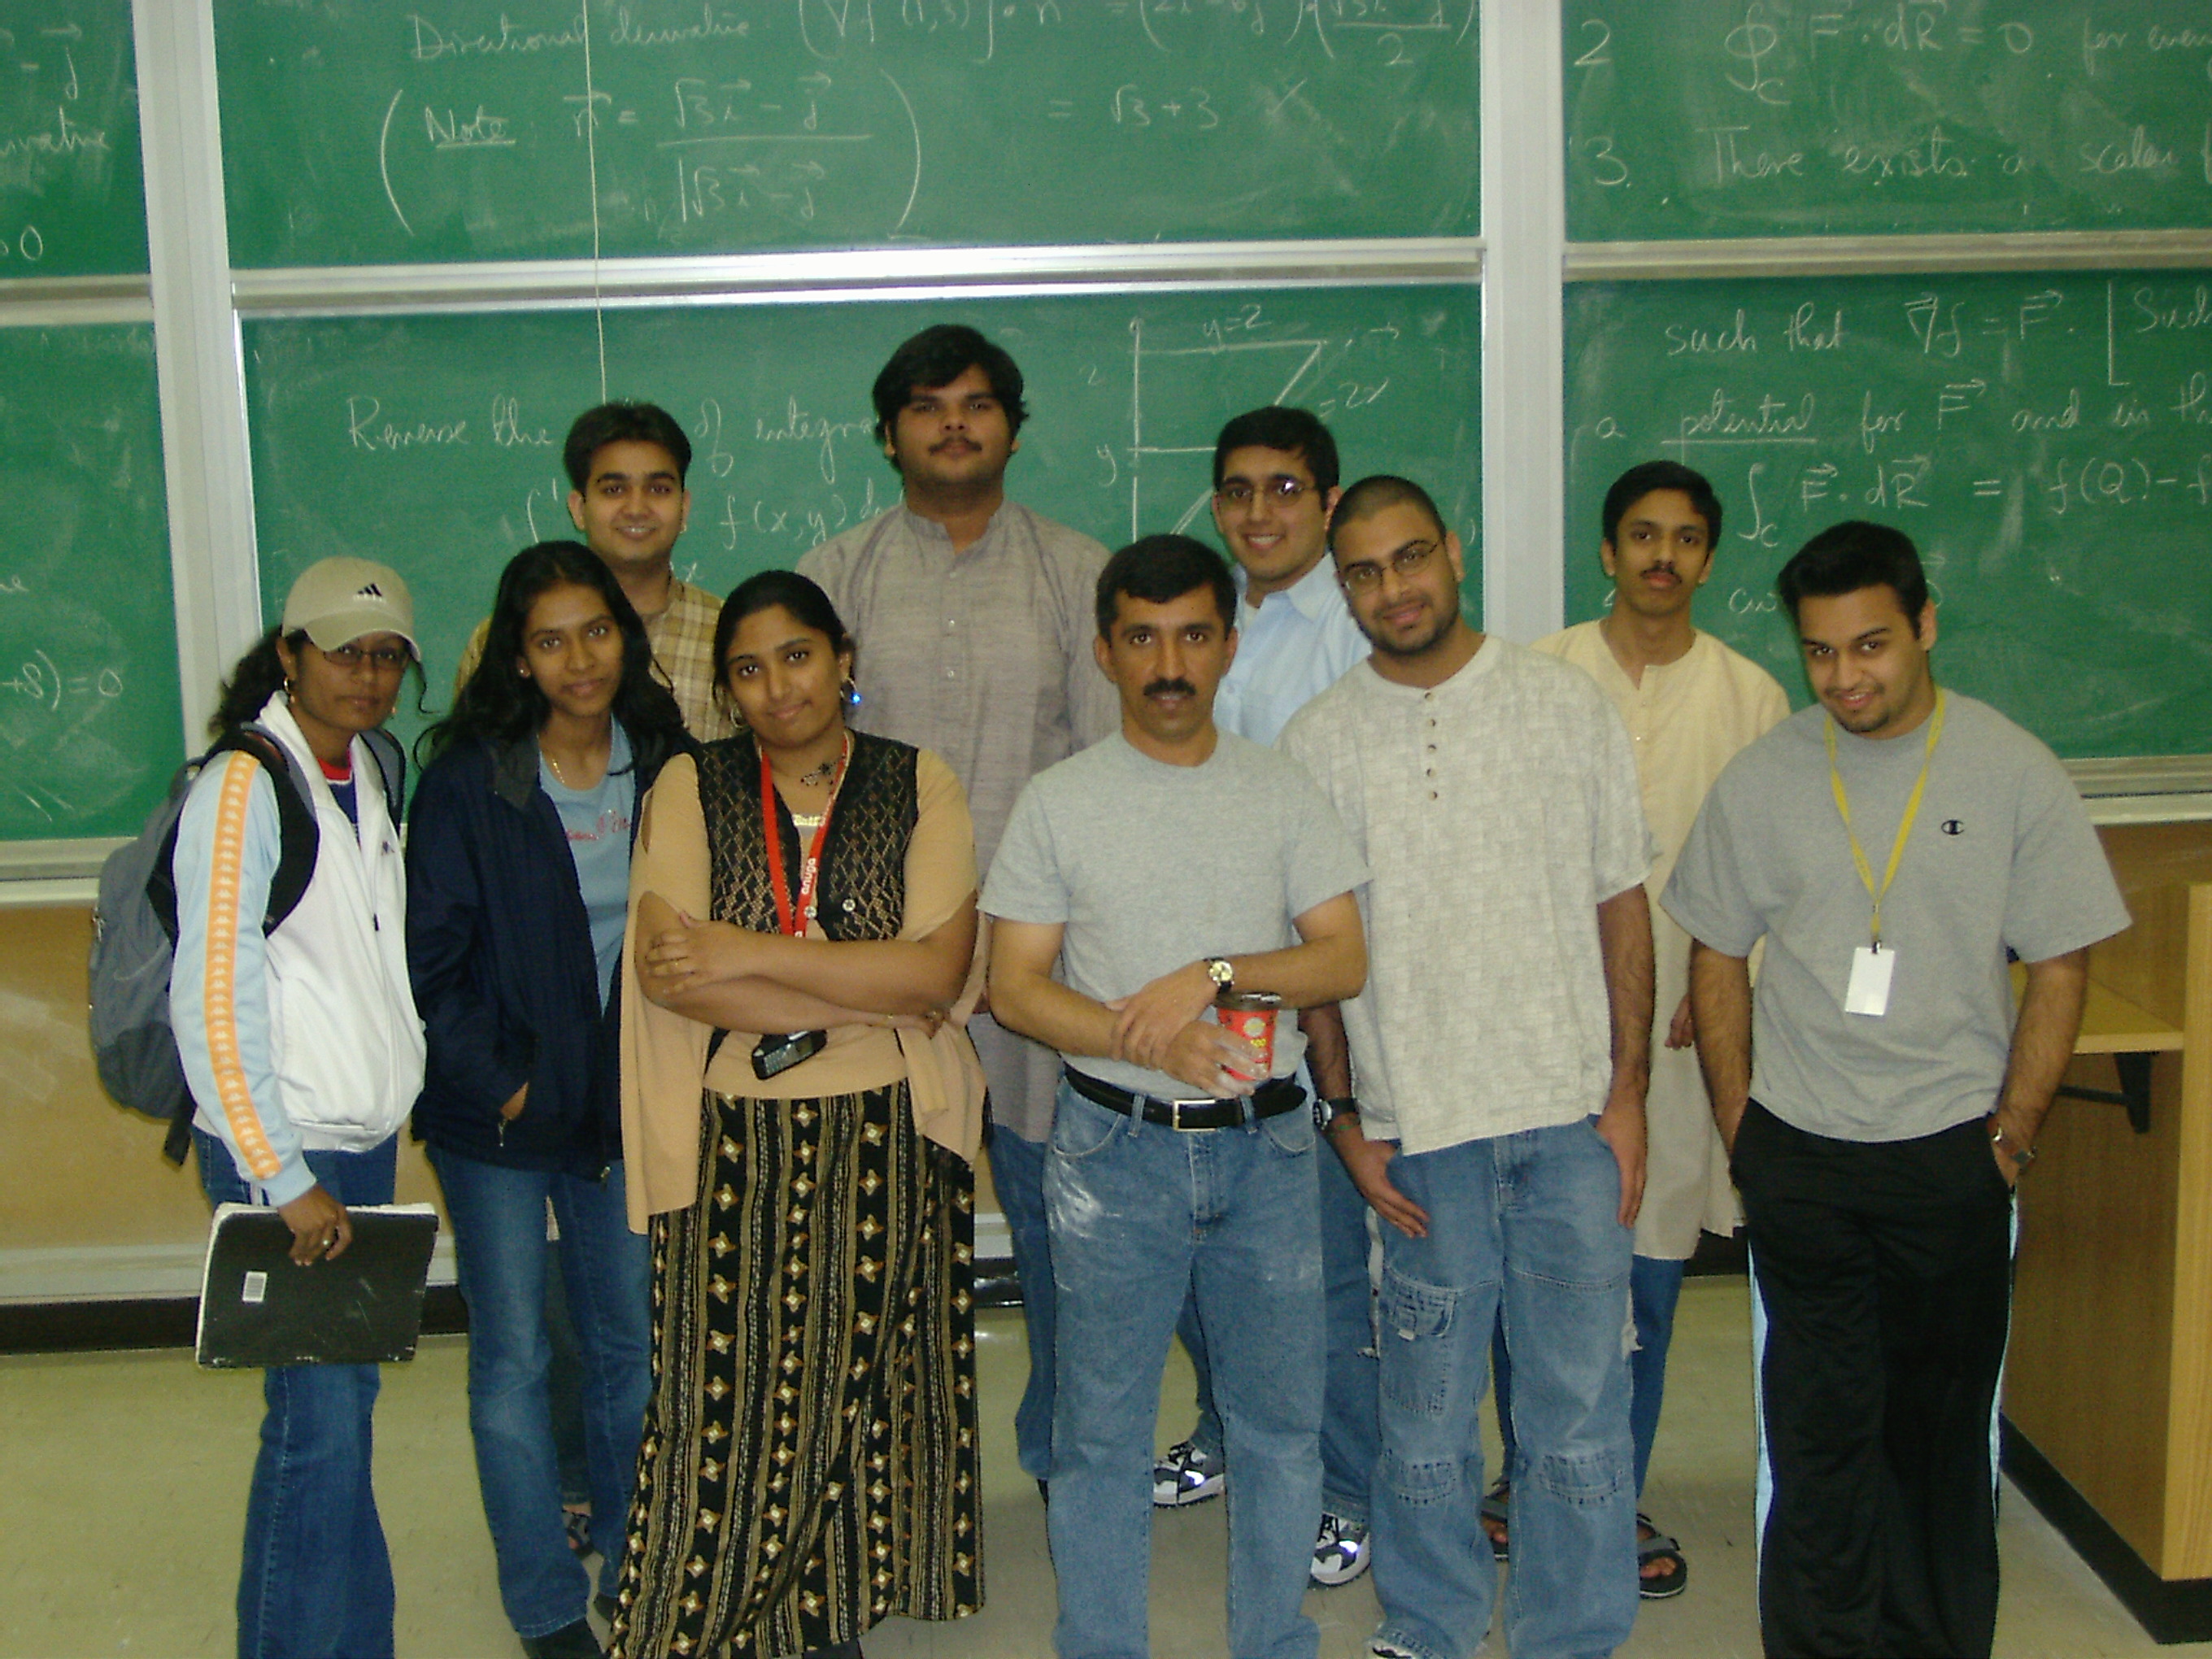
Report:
841,674,860,708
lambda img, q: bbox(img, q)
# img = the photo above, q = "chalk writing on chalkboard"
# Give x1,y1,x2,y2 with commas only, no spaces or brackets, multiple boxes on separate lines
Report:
1569,1,2212,240
218,0,1480,264
0,9,148,276
1567,273,2212,758
0,324,180,841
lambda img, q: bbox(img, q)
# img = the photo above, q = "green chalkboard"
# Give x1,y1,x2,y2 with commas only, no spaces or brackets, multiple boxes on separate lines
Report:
215,1,1478,267
1567,1,2212,242
0,2,146,277
242,285,1479,736
1565,272,2212,758
0,324,179,838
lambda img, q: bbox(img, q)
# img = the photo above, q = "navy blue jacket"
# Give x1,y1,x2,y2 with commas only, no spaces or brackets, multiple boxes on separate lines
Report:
404,728,677,1176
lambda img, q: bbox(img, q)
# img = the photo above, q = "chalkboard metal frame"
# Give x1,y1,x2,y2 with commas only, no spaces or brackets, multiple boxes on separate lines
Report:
0,276,150,328
231,239,1483,316
1570,229,2212,281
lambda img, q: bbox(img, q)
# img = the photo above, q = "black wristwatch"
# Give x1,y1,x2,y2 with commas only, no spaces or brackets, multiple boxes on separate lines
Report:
1313,1095,1360,1134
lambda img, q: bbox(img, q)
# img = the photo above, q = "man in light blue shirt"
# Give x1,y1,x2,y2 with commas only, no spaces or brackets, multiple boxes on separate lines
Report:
1152,406,1380,1590
1210,408,1373,746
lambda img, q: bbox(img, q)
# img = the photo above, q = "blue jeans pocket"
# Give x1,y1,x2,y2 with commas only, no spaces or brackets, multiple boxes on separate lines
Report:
1049,1088,1129,1162
1378,1263,1457,1417
1261,1103,1316,1156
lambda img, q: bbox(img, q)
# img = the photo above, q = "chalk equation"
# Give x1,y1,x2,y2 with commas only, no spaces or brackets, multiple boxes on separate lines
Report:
1570,1,2212,237
1584,281,2212,531
222,0,1477,263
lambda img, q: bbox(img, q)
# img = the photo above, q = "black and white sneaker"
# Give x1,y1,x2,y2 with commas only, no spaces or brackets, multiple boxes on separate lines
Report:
1150,1439,1226,1506
1311,1511,1371,1586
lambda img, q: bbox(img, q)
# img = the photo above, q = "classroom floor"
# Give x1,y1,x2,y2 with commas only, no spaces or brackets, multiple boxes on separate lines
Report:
2,1276,2197,1659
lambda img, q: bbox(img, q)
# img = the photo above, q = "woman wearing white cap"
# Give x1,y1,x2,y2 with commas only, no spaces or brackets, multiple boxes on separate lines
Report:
170,555,428,1659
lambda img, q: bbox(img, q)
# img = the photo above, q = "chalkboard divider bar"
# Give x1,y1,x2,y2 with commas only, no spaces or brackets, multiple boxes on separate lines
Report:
136,0,262,755
0,277,153,328
229,240,1485,317
2069,757,2212,801
0,838,126,888
1566,231,2212,283
1479,0,1566,642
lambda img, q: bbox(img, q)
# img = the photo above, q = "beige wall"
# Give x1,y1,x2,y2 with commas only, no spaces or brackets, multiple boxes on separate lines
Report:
0,904,446,1300
0,903,1004,1301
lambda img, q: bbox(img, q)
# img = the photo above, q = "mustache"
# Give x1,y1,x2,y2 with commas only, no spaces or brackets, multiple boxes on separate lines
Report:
1143,678,1198,699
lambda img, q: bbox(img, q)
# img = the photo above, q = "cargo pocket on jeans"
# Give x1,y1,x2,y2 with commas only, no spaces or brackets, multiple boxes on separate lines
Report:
1378,1263,1458,1418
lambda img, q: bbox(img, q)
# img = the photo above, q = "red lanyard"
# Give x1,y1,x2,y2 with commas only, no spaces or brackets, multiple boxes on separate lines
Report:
761,735,851,938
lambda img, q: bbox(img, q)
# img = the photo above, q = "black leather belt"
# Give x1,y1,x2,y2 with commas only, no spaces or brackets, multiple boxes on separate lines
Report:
1062,1066,1306,1131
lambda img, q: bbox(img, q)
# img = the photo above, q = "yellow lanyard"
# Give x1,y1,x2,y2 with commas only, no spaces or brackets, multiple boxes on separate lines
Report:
1825,689,1945,951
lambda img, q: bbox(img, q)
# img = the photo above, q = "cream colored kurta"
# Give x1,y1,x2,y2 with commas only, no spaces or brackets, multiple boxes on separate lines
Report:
620,747,986,1230
1534,621,1789,1258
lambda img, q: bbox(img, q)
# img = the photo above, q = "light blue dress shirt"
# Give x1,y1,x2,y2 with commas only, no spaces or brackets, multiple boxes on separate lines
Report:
1215,554,1373,746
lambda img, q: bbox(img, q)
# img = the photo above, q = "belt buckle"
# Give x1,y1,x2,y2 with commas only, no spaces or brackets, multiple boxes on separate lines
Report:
1168,1097,1212,1131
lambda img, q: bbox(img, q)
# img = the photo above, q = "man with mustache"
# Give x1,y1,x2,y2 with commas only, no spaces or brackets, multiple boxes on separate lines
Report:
1665,522,2127,1658
985,533,1369,1659
1470,462,1787,1599
1280,475,1654,1659
1152,407,1382,1595
799,324,1118,1503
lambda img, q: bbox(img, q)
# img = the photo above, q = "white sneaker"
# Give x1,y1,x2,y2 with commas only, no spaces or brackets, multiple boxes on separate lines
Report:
1311,1511,1372,1586
1150,1439,1226,1506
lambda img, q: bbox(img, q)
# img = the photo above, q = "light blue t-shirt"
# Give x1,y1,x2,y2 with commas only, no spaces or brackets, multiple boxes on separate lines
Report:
540,722,638,1009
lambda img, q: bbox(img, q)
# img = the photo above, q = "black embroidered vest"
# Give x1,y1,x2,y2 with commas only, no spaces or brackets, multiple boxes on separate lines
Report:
695,731,919,944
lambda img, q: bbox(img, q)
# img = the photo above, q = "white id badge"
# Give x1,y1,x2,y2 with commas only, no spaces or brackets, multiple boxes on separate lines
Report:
1844,946,1896,1017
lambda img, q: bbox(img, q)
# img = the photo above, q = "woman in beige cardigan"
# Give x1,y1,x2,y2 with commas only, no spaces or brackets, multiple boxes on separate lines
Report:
611,570,986,1659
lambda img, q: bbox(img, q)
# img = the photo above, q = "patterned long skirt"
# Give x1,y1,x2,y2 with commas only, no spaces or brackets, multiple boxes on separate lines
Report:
608,1081,982,1657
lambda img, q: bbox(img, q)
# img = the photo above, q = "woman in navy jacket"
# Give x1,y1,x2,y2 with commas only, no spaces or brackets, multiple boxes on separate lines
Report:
407,541,690,1659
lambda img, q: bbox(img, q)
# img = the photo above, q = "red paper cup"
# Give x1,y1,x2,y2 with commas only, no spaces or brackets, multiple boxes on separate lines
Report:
1214,991,1282,1082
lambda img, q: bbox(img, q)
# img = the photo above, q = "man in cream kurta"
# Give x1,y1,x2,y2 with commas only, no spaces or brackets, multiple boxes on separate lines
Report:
1520,460,1787,1600
798,324,1117,1495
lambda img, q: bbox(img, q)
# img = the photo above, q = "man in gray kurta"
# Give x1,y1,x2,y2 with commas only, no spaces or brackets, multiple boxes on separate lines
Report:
799,323,1117,1493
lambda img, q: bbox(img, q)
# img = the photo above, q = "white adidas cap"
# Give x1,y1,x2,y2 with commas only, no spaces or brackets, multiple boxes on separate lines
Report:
281,558,419,659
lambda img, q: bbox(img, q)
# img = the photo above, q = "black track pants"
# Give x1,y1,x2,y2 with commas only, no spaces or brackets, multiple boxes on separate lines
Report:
1733,1101,2015,1659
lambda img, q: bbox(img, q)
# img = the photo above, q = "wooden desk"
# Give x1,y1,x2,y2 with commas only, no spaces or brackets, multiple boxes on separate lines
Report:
2005,823,2212,1640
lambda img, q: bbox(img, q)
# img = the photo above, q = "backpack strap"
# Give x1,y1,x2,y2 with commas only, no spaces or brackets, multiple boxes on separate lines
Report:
229,727,321,935
358,726,407,824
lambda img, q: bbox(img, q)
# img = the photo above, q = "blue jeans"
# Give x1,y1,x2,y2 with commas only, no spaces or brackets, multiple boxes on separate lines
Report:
196,1129,398,1659
1178,1132,1380,1522
987,1125,1057,1482
426,1147,651,1636
1046,1080,1323,1659
1370,1119,1636,1659
1494,1252,1687,1498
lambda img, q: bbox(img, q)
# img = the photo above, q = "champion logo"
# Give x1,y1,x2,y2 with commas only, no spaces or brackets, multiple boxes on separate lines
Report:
1940,819,1965,836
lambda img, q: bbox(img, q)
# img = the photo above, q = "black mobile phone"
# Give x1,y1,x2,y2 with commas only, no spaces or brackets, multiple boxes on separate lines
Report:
751,1030,828,1080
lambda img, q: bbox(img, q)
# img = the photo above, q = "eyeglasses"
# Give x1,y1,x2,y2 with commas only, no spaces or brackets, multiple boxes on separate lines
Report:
1213,477,1313,511
321,643,411,673
1336,540,1439,594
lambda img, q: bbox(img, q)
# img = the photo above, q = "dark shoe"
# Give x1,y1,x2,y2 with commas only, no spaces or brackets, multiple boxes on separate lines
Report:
521,1618,604,1659
1478,1478,1509,1562
1637,1512,1688,1599
563,1505,594,1557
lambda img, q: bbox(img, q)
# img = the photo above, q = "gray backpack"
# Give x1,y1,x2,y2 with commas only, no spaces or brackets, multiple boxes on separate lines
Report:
88,725,403,1165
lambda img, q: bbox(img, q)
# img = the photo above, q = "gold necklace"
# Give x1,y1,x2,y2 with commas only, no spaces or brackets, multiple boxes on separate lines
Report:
542,735,608,788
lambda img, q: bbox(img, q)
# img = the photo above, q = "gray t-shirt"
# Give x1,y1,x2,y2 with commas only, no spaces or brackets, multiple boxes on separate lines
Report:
981,729,1369,1100
1663,692,2128,1143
